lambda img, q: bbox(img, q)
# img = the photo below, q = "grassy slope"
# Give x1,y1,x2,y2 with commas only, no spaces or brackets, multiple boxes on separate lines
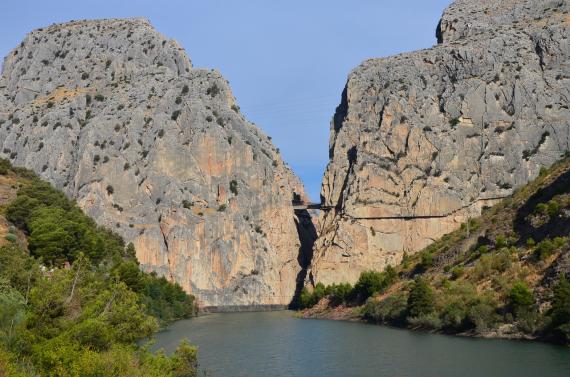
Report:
304,158,570,343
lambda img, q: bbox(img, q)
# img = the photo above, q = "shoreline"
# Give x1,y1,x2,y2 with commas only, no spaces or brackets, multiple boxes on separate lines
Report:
297,302,566,345
199,304,290,313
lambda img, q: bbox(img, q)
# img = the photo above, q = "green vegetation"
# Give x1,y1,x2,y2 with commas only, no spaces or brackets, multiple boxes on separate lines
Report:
171,110,181,121
299,266,397,309
303,157,570,344
0,160,198,375
549,278,570,343
229,180,238,195
449,117,460,127
206,84,220,97
407,277,435,318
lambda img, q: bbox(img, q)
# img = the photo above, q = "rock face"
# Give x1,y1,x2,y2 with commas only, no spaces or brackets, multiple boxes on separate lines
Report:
0,18,313,307
310,0,570,286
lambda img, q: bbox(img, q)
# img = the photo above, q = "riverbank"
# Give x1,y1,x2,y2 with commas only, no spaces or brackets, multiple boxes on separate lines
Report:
298,297,362,321
153,311,570,377
299,299,544,343
200,304,289,313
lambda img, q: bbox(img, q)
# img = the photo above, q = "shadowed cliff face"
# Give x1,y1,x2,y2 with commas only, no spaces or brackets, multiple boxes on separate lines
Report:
310,0,570,286
0,18,310,307
290,209,317,308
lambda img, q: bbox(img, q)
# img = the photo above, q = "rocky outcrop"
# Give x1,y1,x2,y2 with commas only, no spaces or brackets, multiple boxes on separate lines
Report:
0,18,313,307
310,0,570,286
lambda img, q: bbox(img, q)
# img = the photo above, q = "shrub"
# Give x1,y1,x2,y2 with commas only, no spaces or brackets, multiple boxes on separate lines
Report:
353,267,396,302
181,84,189,95
325,283,353,306
449,117,460,127
547,200,560,216
229,180,238,195
549,278,570,342
300,283,326,309
495,235,508,248
509,281,534,310
106,185,114,195
407,277,435,318
171,110,181,121
477,245,489,254
536,238,556,260
218,204,226,212
94,93,105,102
362,294,408,324
467,298,499,332
158,129,165,138
419,251,434,270
206,84,220,97
407,312,442,329
182,200,192,209
450,266,464,280
0,158,11,175
553,237,566,248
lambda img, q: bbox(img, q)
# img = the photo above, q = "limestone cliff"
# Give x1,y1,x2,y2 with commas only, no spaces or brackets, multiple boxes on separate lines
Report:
0,18,313,307
310,0,570,285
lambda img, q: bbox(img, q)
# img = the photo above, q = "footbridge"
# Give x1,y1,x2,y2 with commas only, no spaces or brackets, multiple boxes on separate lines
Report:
292,202,327,210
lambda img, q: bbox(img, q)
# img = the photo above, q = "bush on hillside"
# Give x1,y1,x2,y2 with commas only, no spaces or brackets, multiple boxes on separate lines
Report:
407,277,435,318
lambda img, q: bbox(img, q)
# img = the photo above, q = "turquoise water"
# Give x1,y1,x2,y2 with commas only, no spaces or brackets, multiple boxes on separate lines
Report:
153,311,570,377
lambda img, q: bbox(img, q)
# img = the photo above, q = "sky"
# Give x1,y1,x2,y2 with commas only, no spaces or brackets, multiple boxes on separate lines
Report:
0,0,452,200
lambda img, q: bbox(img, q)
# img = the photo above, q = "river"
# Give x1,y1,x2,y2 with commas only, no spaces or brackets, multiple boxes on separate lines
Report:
153,311,570,377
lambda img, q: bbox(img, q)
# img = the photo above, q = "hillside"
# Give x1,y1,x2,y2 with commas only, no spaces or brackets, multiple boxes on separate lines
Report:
0,159,199,376
0,18,313,307
310,0,570,286
301,157,570,344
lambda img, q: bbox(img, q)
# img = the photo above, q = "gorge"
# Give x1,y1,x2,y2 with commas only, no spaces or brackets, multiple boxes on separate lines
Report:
0,0,568,333
1,0,570,375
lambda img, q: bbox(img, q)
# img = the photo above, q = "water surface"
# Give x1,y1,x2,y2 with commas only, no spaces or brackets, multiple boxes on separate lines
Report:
153,311,570,377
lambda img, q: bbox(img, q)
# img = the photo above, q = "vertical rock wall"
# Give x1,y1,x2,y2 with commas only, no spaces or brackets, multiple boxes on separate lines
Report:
310,0,570,285
0,18,314,307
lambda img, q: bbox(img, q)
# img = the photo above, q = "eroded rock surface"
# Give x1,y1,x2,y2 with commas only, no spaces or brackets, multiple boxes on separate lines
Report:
310,0,570,286
0,18,312,307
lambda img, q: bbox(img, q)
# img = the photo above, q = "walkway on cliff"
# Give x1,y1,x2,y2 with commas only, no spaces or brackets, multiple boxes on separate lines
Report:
292,195,510,219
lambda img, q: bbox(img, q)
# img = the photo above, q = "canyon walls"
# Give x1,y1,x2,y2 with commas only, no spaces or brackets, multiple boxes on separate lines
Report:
0,18,314,307
310,0,570,285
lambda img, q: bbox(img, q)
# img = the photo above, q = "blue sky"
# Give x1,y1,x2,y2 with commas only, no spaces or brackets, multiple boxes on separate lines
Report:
0,0,452,200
